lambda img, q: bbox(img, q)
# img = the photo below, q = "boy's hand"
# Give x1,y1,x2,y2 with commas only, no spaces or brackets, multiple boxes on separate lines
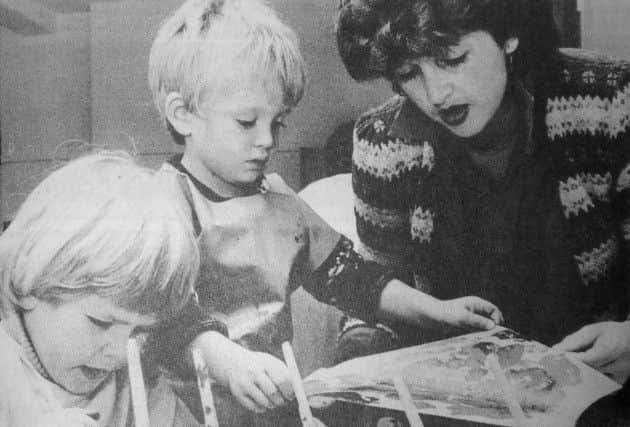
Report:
191,331,294,413
435,296,503,331
225,348,295,413
378,279,503,334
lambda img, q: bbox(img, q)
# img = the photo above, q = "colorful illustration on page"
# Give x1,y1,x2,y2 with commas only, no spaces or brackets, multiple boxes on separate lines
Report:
304,328,621,427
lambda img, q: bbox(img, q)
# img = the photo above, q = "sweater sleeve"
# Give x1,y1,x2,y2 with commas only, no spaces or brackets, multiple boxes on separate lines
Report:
302,235,396,323
352,98,433,269
611,66,630,317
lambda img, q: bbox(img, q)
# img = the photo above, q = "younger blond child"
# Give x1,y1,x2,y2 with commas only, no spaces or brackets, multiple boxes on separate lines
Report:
148,0,504,425
0,152,212,427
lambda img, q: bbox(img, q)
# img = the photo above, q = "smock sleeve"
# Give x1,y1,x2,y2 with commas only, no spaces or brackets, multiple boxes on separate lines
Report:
144,299,228,379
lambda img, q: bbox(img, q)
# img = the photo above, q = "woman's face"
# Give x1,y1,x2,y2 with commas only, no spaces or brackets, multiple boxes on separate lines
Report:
396,31,516,138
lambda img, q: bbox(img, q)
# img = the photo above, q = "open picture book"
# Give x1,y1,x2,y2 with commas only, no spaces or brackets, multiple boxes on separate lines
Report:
303,327,621,427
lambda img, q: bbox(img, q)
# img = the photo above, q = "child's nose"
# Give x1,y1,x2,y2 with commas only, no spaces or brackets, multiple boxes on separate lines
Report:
255,127,275,149
102,326,136,365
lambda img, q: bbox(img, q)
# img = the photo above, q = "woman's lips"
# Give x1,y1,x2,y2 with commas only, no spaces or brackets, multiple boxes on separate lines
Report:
438,104,470,126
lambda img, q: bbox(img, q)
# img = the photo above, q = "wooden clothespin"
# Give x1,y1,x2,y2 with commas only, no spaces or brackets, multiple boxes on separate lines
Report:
392,375,424,427
192,348,220,427
127,338,150,427
486,353,528,427
281,342,317,427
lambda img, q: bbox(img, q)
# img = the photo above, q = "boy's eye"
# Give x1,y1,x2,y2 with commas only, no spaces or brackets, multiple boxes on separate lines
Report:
236,119,257,129
87,316,113,329
435,52,468,69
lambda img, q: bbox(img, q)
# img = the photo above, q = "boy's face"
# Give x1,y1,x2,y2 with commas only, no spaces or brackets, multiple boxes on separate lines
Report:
183,76,290,197
23,294,156,395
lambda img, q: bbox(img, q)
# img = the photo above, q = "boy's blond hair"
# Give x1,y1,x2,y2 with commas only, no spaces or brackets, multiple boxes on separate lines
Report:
0,151,199,322
148,0,306,144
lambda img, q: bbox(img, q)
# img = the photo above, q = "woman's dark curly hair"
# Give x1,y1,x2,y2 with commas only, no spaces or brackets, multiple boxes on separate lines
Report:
336,0,560,85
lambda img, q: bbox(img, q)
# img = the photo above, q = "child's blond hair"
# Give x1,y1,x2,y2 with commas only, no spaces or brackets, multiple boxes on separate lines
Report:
0,151,199,322
148,0,306,144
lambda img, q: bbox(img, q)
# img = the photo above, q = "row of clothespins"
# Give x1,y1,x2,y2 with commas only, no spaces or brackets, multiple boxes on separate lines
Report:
127,339,528,427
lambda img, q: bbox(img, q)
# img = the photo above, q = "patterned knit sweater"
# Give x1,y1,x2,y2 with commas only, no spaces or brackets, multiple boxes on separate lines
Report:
352,48,630,342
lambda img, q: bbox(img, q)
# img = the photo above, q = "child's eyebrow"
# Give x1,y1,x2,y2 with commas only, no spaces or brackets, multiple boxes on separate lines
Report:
227,106,291,117
91,311,157,328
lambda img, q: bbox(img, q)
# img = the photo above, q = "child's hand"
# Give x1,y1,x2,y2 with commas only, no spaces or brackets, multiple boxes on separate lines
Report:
378,279,503,334
435,296,503,331
191,331,294,413
34,408,98,427
225,348,295,413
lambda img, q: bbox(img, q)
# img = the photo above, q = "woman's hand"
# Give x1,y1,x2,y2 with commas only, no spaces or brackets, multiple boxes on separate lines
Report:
191,331,294,413
553,321,630,385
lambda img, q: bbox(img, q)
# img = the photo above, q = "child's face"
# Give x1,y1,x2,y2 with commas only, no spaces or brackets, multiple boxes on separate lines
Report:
184,76,290,197
22,294,156,395
396,31,510,138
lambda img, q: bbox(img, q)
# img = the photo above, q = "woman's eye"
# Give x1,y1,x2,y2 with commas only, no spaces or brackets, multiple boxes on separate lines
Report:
435,53,467,68
236,119,256,129
395,66,420,82
87,316,113,329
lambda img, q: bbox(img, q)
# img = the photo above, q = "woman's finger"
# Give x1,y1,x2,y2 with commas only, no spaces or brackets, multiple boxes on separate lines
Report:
601,357,630,385
553,324,600,352
568,343,616,368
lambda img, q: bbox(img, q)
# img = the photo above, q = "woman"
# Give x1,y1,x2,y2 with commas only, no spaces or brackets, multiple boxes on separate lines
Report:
335,0,630,385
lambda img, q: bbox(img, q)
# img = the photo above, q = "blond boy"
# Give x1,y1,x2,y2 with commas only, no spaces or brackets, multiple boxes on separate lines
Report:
148,1,503,425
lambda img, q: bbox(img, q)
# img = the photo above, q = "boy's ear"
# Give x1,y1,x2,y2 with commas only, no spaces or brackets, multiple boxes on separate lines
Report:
16,295,38,311
164,92,195,137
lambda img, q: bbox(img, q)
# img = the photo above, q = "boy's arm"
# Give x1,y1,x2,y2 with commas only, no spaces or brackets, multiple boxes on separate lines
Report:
144,300,228,379
301,235,393,323
303,235,501,332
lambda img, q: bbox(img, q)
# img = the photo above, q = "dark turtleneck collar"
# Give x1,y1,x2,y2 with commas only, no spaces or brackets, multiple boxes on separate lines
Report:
168,154,266,202
462,81,534,156
389,81,534,156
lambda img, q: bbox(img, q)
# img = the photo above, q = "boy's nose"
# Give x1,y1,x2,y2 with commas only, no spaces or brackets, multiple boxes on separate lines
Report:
102,326,136,366
255,127,275,149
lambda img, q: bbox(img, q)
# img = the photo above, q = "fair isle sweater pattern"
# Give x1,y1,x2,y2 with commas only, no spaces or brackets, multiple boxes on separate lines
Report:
352,49,630,294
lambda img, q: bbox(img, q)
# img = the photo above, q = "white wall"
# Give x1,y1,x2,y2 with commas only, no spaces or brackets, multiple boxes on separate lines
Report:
0,15,91,222
1,0,390,223
581,0,630,59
